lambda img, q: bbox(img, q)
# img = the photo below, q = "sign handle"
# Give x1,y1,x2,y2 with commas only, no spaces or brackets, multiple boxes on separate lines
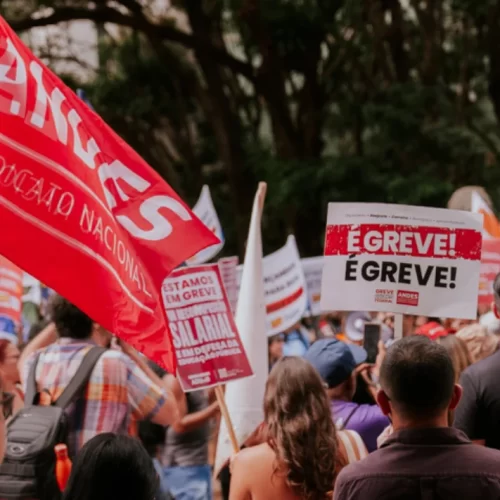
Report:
394,313,403,340
215,385,240,454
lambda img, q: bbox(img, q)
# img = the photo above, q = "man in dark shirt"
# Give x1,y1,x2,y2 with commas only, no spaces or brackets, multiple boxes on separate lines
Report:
334,336,500,500
454,273,500,447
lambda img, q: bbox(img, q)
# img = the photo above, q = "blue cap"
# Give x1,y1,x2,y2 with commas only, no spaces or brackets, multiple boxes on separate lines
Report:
304,338,367,388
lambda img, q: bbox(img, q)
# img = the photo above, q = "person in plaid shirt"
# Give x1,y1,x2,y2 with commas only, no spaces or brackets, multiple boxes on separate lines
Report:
20,296,180,458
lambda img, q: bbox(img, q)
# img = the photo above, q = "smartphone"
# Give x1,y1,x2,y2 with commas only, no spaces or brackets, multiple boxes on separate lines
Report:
363,323,381,364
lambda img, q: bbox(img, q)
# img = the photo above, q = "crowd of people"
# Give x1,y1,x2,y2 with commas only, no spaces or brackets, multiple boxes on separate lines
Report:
0,277,500,499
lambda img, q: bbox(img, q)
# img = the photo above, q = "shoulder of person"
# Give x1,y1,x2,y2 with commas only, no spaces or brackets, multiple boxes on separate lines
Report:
335,449,382,483
233,444,273,469
463,442,500,463
98,349,133,370
355,403,389,423
465,349,500,378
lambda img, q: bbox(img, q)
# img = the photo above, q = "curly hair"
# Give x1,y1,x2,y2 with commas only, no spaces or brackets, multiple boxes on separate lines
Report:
264,357,338,500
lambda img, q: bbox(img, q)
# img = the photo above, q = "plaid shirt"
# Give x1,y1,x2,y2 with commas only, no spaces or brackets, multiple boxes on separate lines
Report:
23,339,167,458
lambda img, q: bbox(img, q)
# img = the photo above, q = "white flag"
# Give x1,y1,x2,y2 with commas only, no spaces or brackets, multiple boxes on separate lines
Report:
187,185,225,264
214,183,268,476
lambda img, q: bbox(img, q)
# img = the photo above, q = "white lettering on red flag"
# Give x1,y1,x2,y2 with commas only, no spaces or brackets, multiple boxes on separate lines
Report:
0,19,218,371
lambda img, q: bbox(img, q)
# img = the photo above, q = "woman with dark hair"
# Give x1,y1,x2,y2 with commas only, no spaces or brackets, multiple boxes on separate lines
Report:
229,357,341,500
63,433,159,500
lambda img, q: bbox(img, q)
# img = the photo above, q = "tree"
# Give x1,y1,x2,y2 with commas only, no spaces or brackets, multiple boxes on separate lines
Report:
4,0,500,258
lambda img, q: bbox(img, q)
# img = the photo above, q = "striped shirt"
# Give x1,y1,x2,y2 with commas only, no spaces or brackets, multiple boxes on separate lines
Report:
22,339,167,458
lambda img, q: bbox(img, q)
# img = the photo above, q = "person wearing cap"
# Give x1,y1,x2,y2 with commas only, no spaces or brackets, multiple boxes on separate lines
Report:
414,320,448,341
304,338,389,452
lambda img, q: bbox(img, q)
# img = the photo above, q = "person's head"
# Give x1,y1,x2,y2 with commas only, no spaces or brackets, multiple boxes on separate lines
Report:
436,335,472,382
63,433,158,500
264,357,338,500
50,296,112,346
479,310,500,336
268,334,284,364
377,336,461,429
304,338,367,401
0,340,20,384
456,323,499,363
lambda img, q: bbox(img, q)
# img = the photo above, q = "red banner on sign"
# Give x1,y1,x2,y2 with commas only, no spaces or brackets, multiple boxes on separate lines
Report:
162,264,253,391
325,224,482,260
0,19,218,371
478,239,500,306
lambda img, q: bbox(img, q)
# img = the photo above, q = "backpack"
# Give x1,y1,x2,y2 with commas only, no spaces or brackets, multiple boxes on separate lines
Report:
0,346,106,500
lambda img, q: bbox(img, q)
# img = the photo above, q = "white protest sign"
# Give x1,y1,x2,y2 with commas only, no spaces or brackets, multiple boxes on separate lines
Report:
321,203,483,319
302,257,323,316
235,236,308,334
187,185,225,265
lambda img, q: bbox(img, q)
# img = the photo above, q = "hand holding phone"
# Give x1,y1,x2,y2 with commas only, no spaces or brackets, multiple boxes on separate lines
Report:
363,323,381,365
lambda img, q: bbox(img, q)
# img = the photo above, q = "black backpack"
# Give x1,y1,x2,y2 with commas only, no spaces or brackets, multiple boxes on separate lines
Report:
0,346,106,500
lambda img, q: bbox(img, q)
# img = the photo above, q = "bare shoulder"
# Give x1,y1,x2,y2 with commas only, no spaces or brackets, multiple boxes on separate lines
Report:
233,444,275,469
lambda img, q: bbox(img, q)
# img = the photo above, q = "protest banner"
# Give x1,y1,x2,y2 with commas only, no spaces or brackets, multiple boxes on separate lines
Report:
302,257,323,316
235,235,308,335
187,185,225,265
0,19,218,371
0,255,22,343
321,203,483,319
478,239,500,306
472,191,500,239
262,235,308,335
161,264,253,392
218,256,239,314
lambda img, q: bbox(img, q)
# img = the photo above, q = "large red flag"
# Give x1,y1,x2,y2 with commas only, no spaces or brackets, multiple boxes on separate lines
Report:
0,17,219,371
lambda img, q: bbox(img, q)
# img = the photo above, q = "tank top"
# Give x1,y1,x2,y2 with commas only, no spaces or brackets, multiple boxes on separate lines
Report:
162,390,210,467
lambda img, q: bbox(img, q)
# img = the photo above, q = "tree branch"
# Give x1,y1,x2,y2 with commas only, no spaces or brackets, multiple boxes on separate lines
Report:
7,5,255,81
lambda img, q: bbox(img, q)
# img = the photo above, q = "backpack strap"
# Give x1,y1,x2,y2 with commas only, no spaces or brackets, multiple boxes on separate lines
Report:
24,353,41,406
338,405,359,430
54,347,107,409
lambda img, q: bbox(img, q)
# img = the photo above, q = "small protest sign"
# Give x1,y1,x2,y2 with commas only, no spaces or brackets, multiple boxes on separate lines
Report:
187,185,225,265
218,256,239,314
0,255,22,342
321,203,483,319
302,257,323,316
162,264,253,391
263,235,307,335
478,239,500,306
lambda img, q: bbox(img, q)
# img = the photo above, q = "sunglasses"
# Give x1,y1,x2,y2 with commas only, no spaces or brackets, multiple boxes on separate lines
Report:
0,392,14,420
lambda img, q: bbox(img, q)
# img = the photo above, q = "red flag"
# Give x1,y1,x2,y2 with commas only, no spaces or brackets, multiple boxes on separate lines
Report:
0,17,219,371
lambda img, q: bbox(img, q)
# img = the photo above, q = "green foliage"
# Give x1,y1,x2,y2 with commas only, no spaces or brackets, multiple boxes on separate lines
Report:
31,0,500,258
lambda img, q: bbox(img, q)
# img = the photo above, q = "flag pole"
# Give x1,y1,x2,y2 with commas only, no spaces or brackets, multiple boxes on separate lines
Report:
215,386,239,453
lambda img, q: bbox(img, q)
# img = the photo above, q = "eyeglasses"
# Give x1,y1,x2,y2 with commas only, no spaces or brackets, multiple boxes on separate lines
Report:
0,392,14,420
